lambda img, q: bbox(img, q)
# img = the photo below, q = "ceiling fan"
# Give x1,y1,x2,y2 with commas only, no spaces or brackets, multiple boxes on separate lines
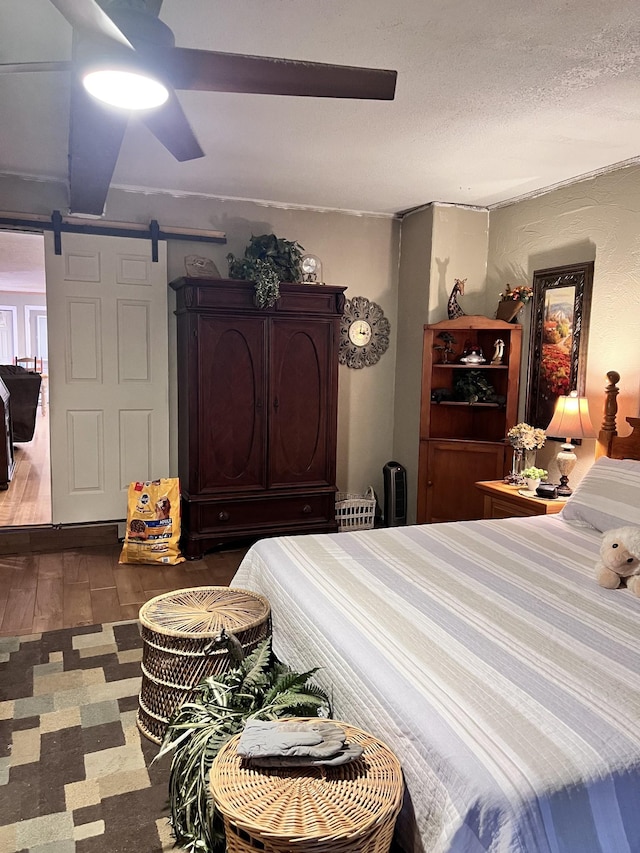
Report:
1,0,397,216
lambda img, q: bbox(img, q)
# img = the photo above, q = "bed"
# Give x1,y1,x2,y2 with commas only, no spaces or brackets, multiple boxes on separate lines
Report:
230,372,640,853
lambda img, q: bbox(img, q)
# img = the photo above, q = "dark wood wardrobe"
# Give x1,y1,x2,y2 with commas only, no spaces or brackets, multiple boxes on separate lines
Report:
170,278,346,558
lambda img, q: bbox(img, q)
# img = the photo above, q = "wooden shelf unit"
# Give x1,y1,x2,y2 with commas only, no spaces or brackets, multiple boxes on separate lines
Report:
417,316,522,524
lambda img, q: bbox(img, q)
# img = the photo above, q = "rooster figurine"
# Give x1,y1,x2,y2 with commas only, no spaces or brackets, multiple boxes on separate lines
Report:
447,278,467,320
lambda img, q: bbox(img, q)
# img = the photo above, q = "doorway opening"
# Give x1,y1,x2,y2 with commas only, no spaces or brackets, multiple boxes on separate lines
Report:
0,230,51,526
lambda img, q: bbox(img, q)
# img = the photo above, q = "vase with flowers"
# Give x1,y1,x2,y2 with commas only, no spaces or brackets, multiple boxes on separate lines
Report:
505,422,546,484
496,284,534,323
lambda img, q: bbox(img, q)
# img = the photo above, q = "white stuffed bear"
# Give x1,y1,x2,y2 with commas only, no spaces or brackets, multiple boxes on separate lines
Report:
596,526,640,596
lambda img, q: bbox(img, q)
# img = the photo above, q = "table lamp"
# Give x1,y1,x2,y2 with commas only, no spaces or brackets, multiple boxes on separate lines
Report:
546,391,596,496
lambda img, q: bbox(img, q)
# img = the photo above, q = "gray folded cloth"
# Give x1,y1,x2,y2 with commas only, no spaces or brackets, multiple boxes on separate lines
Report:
238,719,364,768
237,719,347,759
246,742,364,768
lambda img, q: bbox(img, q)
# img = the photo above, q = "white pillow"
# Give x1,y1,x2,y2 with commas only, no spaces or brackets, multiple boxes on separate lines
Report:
561,456,640,531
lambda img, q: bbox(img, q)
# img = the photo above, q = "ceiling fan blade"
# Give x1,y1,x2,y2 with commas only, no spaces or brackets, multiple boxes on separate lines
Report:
68,79,129,215
164,48,397,100
0,61,72,74
140,89,204,161
49,0,133,50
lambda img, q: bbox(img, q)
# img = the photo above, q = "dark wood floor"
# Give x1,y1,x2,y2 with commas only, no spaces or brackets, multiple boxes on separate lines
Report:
0,544,249,636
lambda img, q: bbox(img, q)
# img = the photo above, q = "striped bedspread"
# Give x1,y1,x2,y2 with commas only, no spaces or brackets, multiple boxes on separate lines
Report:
231,515,640,853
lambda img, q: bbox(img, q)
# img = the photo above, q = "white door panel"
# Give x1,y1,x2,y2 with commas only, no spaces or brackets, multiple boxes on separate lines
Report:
45,233,169,523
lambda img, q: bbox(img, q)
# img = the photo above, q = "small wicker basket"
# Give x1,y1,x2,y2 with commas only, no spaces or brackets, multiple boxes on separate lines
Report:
137,586,271,743
335,487,376,531
211,719,404,853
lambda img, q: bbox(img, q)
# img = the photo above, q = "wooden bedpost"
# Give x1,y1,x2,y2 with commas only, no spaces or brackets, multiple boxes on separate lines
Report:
596,371,619,459
596,370,640,460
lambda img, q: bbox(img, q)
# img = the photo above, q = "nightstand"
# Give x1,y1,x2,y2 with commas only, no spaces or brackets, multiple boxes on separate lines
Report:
475,480,566,519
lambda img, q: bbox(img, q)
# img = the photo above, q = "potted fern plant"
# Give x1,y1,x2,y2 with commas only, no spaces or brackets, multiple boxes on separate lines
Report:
155,637,330,853
227,233,305,308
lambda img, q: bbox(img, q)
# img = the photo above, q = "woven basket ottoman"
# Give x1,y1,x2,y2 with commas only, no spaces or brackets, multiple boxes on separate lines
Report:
210,719,404,853
137,586,271,743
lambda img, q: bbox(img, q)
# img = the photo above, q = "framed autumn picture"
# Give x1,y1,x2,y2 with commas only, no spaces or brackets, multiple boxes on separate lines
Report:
525,261,594,431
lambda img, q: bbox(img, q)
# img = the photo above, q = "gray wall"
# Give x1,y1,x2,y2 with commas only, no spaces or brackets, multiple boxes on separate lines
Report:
3,162,639,519
0,176,401,503
394,204,489,522
488,164,640,483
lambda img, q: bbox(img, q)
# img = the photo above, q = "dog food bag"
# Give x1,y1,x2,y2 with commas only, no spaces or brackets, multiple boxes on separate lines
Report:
119,478,185,565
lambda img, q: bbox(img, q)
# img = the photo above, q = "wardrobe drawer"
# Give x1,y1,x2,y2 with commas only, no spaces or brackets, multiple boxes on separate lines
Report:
197,493,334,533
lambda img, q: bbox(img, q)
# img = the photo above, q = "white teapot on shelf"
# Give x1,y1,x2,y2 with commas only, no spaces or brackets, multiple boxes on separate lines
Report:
460,351,486,364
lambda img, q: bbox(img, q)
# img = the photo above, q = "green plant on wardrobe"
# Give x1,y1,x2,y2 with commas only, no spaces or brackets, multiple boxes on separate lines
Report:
227,233,305,308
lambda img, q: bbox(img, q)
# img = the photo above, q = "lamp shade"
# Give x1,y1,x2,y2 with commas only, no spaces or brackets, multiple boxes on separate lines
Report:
546,391,597,440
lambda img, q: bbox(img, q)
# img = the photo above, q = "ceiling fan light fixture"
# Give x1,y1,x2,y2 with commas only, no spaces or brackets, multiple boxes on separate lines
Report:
82,68,169,110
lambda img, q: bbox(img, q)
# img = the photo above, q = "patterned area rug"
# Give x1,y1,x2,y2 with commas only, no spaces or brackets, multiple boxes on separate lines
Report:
0,622,173,853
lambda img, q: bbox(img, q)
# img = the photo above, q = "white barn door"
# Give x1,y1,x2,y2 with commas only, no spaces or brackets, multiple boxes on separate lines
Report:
44,232,169,523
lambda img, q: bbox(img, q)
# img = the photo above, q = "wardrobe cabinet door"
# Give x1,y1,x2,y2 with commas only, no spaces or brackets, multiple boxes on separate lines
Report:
196,315,267,492
269,319,334,488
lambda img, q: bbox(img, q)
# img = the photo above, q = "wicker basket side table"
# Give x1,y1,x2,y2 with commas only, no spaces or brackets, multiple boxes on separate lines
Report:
137,586,270,743
210,719,404,853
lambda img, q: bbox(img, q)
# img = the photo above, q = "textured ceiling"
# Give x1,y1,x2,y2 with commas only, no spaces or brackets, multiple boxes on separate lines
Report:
1,0,640,217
